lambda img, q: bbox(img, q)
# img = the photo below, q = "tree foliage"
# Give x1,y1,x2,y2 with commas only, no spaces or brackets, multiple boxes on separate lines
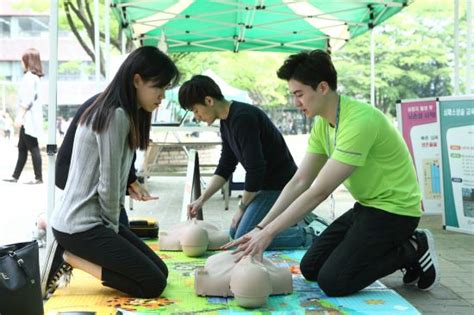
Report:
334,0,466,114
12,0,469,113
173,51,289,107
174,0,465,113
13,0,134,77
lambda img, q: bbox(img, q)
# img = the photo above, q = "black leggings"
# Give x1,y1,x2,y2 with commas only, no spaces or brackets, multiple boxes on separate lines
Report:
300,202,419,297
53,224,167,298
13,126,42,180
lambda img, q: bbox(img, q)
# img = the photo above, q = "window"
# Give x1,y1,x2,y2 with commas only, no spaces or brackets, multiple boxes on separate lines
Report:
0,61,13,80
17,16,48,37
0,17,11,37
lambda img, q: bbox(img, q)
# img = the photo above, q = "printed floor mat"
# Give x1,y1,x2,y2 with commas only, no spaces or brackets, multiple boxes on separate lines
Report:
44,243,420,314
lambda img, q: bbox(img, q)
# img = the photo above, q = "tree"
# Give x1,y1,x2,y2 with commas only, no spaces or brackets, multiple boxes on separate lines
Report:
333,0,460,114
63,0,134,77
173,51,289,107
13,0,134,77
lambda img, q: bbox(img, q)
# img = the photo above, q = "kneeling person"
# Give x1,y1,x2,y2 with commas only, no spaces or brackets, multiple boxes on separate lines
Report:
178,75,322,249
225,50,439,297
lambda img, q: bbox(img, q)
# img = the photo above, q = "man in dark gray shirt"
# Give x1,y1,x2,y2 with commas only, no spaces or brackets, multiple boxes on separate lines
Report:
179,75,326,249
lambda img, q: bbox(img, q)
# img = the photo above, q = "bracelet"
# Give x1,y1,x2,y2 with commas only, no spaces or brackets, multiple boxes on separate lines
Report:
255,225,264,230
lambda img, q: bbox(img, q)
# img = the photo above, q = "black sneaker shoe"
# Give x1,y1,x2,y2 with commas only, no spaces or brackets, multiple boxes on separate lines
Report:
402,265,420,285
2,177,18,183
413,229,439,290
401,234,420,285
41,239,73,298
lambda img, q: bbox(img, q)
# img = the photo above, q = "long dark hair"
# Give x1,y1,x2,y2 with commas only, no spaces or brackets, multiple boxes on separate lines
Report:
22,48,44,77
80,46,179,150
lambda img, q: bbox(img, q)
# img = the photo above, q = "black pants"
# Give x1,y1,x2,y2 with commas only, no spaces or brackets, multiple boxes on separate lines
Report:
300,202,419,297
119,205,129,227
53,224,168,298
12,126,42,180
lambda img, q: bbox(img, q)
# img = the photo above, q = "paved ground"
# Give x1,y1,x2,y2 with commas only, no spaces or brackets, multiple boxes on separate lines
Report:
0,134,473,314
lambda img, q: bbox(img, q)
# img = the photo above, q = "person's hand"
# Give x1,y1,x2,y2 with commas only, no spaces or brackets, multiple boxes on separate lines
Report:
221,228,258,250
187,197,204,219
221,228,273,262
128,181,158,201
230,207,245,230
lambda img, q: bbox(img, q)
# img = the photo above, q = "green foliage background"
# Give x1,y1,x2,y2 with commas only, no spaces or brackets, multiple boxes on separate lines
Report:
172,0,468,114
10,0,471,115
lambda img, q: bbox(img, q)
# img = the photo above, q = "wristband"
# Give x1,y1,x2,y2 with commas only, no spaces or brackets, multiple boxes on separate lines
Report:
255,225,264,230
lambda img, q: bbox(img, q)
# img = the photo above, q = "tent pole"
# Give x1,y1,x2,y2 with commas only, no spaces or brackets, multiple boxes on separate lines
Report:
467,0,472,94
454,0,460,95
2,84,5,112
46,0,58,244
370,27,375,107
94,0,100,82
121,29,126,54
105,0,111,81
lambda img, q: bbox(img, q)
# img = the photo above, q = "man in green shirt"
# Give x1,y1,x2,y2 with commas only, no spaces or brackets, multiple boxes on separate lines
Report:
224,50,439,296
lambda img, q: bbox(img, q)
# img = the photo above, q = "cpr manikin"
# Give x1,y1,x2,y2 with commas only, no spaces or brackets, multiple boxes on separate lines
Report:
195,251,293,308
158,219,229,256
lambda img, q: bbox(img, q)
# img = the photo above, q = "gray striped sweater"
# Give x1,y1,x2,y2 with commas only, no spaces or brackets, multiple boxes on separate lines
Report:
51,107,133,234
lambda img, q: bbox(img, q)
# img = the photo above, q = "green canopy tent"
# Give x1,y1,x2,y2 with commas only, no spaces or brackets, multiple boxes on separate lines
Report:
111,0,408,53
42,0,410,271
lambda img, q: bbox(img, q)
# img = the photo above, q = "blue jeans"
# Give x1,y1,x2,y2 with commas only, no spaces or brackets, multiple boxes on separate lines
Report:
229,190,308,249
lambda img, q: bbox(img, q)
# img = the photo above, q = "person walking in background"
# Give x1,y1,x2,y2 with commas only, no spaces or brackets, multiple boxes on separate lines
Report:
3,48,44,184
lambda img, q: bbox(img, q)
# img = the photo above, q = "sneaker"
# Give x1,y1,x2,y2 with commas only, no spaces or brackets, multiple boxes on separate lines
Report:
402,265,420,285
25,179,43,185
41,239,73,298
402,234,420,285
303,213,329,237
2,177,18,183
301,212,330,226
413,229,440,290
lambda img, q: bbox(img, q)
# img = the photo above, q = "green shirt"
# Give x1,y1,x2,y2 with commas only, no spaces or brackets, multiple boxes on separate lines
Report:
308,95,422,217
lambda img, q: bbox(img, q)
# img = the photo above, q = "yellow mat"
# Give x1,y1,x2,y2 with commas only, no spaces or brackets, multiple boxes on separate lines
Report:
44,270,128,314
44,247,420,315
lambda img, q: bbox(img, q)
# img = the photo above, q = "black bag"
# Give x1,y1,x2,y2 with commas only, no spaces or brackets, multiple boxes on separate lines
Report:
0,241,44,315
129,219,159,238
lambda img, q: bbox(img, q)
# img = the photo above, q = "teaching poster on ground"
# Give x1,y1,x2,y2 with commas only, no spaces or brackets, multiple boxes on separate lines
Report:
397,98,443,214
438,96,474,234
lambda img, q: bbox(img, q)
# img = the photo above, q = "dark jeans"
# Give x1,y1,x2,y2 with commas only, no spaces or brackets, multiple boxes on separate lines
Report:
12,126,42,180
300,202,419,297
53,224,168,298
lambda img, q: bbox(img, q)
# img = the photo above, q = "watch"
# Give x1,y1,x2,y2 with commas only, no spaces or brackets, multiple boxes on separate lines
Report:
238,199,248,211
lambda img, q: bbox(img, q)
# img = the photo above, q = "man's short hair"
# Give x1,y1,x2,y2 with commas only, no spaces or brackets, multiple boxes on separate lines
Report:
277,50,337,91
178,75,225,110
